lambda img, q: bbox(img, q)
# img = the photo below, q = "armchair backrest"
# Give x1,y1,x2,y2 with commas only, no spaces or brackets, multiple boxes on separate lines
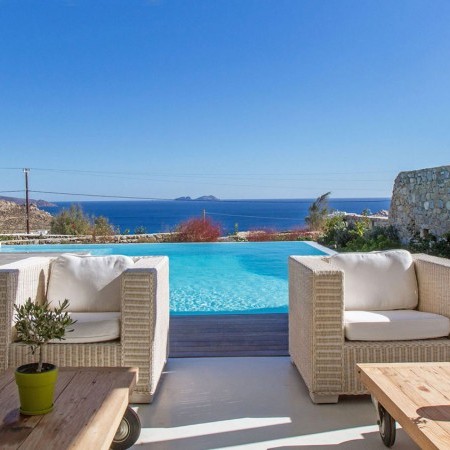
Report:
0,257,52,308
47,254,135,312
327,250,418,311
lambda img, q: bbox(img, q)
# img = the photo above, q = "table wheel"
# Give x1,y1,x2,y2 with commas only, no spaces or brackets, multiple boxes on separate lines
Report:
111,406,141,449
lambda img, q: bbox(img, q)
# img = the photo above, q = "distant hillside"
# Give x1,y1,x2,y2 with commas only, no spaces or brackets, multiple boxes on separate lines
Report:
0,200,53,233
0,195,56,207
175,195,220,201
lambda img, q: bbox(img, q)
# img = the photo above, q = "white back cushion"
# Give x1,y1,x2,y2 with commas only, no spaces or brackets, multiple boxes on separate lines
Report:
330,250,418,311
47,254,134,312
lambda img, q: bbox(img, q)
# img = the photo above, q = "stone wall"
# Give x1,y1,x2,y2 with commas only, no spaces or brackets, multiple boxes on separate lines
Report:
389,165,450,243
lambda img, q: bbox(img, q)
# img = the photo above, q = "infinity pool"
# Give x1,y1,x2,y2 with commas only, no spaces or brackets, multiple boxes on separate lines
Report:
1,241,329,315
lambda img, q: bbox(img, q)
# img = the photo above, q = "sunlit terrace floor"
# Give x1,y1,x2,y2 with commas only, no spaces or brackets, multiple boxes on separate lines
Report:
131,357,418,449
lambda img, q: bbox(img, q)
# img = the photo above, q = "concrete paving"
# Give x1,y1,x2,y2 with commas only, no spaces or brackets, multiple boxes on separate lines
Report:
132,357,418,449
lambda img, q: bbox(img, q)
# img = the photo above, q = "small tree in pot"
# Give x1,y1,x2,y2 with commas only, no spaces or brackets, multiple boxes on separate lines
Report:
14,298,75,415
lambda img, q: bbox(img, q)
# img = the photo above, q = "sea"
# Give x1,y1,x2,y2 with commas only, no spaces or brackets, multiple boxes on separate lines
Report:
41,198,390,235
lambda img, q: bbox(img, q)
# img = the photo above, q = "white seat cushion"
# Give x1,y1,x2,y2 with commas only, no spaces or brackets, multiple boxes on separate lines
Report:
344,310,450,341
50,312,121,344
47,254,135,312
330,250,418,311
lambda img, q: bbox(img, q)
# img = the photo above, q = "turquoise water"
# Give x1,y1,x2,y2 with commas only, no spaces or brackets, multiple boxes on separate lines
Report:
1,241,328,314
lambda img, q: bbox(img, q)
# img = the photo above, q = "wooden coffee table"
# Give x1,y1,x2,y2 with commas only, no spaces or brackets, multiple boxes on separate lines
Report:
358,362,450,449
0,366,140,450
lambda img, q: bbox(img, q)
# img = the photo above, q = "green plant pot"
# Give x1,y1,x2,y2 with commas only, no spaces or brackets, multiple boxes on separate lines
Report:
15,363,59,415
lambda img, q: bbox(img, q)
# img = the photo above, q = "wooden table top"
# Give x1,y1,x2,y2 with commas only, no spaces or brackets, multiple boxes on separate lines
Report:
358,362,450,450
0,366,138,450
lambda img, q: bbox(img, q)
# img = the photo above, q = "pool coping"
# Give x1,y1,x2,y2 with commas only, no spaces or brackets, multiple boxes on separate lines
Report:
304,240,337,255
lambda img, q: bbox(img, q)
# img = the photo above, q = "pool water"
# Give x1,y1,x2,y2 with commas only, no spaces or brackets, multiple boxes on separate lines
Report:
1,241,328,314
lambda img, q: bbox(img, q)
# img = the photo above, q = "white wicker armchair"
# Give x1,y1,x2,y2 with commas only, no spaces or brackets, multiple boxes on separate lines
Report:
289,253,450,404
0,255,169,403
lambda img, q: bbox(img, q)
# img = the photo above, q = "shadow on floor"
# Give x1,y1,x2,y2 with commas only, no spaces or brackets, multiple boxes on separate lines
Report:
132,357,418,450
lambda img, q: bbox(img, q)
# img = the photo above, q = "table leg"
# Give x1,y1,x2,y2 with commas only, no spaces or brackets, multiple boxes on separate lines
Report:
111,406,141,450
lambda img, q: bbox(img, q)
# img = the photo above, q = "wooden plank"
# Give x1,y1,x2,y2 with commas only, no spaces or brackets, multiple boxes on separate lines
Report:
0,370,39,450
0,369,79,450
0,367,137,450
0,369,14,392
358,363,450,450
169,313,288,357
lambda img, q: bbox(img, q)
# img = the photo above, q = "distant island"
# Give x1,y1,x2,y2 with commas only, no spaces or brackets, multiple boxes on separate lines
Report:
0,195,56,207
175,195,220,201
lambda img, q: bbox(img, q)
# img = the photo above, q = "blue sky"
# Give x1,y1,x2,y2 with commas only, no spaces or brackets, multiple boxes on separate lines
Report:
1,0,449,201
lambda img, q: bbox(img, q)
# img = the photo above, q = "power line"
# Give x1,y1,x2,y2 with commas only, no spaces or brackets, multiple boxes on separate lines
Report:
218,198,390,204
1,166,392,201
9,189,391,203
29,171,391,191
32,178,389,192
0,166,396,181
207,212,302,221
30,190,171,201
30,190,390,202
0,166,393,195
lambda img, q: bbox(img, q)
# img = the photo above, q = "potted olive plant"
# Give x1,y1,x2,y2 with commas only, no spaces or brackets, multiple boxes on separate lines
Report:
14,298,75,415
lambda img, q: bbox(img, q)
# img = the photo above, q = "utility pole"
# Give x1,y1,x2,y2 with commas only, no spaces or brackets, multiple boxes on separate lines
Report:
203,209,206,223
23,168,30,234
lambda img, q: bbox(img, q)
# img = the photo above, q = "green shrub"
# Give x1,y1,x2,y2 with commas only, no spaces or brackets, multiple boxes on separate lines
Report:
320,213,400,252
320,214,352,248
408,231,450,258
50,204,91,235
92,216,116,239
321,215,450,256
50,204,115,237
344,226,400,252
134,225,147,235
0,235,15,241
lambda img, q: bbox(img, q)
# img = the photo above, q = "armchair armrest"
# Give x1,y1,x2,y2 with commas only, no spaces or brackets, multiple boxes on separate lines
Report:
289,256,344,400
413,253,450,318
121,256,169,402
0,257,53,371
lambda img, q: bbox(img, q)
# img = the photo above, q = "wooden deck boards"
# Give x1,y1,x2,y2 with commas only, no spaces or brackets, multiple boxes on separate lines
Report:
169,313,289,357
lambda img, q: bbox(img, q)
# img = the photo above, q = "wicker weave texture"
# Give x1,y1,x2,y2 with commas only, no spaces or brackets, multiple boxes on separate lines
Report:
121,256,170,399
9,342,122,367
289,257,344,395
343,339,450,394
0,255,169,403
0,257,52,371
289,253,450,402
414,253,450,317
